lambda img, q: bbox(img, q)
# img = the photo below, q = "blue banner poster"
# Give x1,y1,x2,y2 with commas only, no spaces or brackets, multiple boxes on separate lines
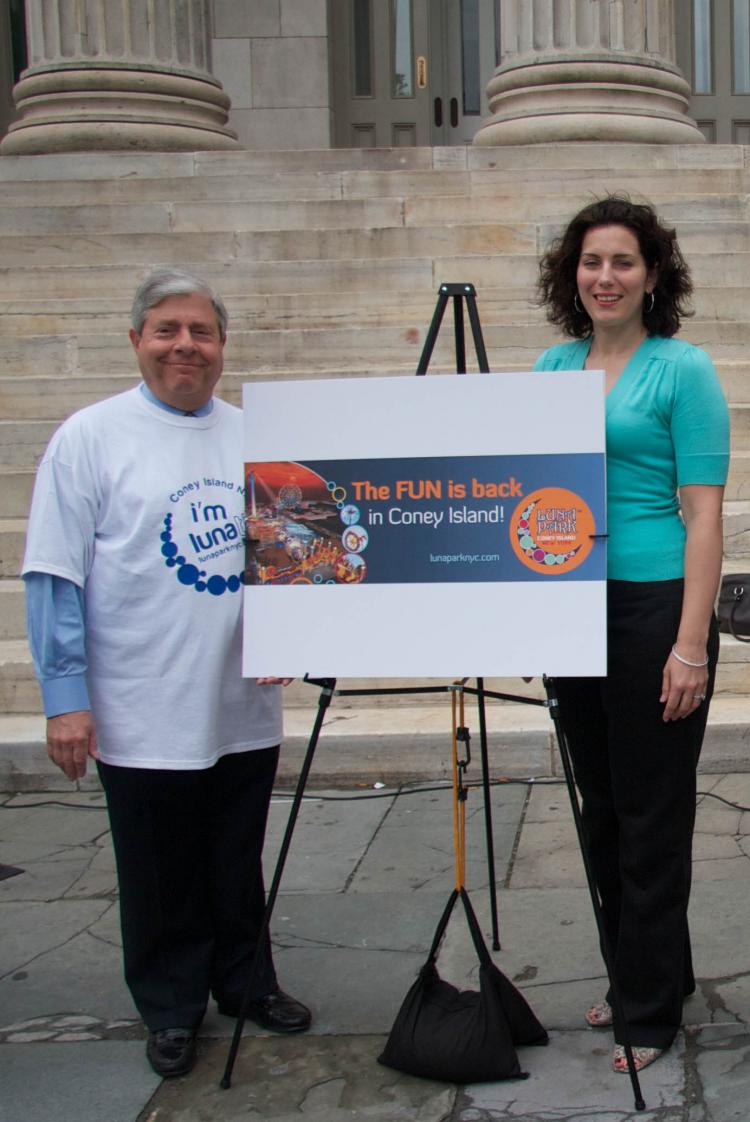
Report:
243,454,604,586
242,373,606,678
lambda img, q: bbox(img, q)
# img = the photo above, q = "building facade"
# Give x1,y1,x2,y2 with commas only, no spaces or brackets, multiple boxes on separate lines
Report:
0,2,748,152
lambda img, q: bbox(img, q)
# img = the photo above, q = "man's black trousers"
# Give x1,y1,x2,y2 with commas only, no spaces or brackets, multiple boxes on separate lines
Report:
98,745,280,1030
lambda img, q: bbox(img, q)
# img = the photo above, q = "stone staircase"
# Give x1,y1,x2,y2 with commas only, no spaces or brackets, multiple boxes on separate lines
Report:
2,141,750,782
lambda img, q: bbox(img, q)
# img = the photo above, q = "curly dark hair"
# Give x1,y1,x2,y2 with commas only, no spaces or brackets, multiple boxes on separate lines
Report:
537,194,693,339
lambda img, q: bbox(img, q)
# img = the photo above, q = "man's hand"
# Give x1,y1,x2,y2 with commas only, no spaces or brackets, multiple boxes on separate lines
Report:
46,711,98,781
256,677,294,686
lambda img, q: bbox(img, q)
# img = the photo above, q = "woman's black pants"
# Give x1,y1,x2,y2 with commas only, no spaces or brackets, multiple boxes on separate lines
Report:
555,579,718,1050
98,745,280,1031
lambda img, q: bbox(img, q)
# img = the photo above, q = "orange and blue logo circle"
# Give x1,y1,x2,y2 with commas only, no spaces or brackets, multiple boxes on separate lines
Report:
510,487,596,575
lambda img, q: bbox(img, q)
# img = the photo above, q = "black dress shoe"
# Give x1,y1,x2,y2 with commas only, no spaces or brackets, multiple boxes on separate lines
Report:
217,988,311,1033
146,1028,197,1078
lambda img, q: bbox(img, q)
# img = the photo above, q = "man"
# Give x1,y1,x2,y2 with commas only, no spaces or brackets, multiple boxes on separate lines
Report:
23,268,310,1078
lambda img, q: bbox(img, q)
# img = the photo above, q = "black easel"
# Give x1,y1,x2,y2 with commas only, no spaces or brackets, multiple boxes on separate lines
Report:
221,283,645,1110
416,282,490,375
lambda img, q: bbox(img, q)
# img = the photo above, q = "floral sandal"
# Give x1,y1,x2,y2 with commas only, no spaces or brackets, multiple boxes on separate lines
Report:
612,1044,663,1073
585,1000,613,1027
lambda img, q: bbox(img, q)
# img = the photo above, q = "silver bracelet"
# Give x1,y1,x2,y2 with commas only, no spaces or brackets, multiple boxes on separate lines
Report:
671,644,708,668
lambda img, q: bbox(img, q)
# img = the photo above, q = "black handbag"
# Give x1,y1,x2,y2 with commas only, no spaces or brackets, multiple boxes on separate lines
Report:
717,574,750,641
378,886,548,1084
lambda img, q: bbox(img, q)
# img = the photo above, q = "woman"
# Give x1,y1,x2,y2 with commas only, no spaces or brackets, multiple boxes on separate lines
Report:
535,196,729,1072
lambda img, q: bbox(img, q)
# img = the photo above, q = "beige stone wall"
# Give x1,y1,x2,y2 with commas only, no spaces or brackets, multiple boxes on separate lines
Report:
211,0,331,149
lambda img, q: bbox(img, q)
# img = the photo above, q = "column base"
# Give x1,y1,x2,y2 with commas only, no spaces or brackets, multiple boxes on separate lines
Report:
1,65,240,154
474,56,704,146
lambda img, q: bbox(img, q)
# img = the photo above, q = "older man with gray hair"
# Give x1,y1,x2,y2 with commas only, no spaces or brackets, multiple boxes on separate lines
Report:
22,268,310,1078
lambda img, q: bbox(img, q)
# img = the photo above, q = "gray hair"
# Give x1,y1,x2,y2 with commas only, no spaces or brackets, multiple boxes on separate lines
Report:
131,268,228,339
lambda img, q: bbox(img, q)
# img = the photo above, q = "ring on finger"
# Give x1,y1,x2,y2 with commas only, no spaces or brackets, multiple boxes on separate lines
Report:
693,693,706,702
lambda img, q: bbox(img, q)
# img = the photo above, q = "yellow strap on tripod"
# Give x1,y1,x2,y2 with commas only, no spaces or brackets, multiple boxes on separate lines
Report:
451,686,467,891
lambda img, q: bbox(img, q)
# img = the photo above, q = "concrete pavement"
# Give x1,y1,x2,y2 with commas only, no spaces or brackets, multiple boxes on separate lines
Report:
3,765,750,1121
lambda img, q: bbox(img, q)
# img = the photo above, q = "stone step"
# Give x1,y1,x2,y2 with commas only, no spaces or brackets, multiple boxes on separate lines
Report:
0,149,449,185
2,282,749,343
0,319,563,385
0,581,25,640
0,323,748,410
2,375,750,474
709,634,750,693
0,519,28,577
728,451,750,501
712,360,750,403
1,215,750,273
0,293,535,341
0,469,34,518
0,639,41,714
0,143,743,186
0,188,744,242
1,356,749,431
0,224,540,270
0,166,744,220
0,216,746,280
724,502,750,560
5,689,750,789
0,640,550,716
0,257,471,299
0,425,56,471
1,248,750,306
0,162,747,208
726,403,750,440
2,632,749,720
3,310,750,368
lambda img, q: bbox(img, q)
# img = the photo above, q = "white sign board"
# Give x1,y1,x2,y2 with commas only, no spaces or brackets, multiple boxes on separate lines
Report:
242,372,606,678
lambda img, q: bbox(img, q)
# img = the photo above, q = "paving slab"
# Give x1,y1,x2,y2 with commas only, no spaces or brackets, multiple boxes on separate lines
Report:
3,776,750,1120
464,1030,687,1120
693,1024,750,1122
0,1041,160,1122
143,1034,457,1122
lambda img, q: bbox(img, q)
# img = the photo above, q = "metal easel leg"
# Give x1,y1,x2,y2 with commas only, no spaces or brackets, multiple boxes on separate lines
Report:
220,677,337,1090
543,676,646,1111
475,677,501,949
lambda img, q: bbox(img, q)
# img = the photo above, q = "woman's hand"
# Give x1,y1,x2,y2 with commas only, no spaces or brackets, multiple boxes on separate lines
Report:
660,483,724,722
660,648,708,721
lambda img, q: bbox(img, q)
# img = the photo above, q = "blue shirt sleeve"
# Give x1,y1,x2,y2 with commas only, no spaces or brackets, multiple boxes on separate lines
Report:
24,571,91,717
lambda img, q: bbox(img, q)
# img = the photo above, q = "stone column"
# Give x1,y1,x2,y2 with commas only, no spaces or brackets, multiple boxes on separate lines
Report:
474,0,703,145
1,0,239,154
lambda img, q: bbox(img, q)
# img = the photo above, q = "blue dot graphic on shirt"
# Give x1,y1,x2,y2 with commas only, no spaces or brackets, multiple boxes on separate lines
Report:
160,514,243,596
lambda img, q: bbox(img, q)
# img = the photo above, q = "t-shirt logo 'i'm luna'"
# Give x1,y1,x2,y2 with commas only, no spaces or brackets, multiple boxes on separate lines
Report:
159,510,245,596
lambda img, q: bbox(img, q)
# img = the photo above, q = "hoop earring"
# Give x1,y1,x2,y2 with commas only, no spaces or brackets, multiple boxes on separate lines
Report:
574,293,584,314
644,291,655,314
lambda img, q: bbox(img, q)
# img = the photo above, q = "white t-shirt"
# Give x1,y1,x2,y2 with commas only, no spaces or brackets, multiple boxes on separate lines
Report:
23,387,282,769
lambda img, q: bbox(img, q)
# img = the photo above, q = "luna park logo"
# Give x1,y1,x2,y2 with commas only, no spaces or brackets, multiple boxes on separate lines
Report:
509,487,596,575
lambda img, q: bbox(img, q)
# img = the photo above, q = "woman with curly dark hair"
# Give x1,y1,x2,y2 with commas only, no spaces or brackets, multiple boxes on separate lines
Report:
535,196,729,1073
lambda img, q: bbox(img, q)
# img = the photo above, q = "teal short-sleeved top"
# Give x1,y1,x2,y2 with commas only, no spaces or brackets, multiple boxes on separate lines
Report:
534,335,730,581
